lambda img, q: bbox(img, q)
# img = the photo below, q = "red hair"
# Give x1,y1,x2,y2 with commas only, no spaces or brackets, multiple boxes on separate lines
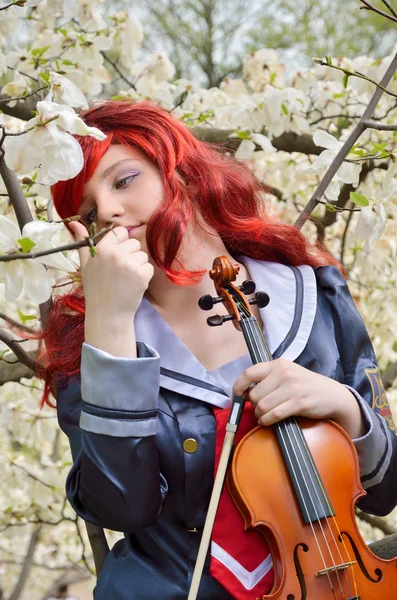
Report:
30,100,339,406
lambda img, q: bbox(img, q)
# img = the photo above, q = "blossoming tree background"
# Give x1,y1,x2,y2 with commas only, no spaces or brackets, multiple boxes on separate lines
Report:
0,0,397,598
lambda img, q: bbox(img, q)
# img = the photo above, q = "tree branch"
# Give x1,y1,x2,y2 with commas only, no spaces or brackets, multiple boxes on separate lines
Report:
0,329,39,372
359,0,397,23
363,119,397,131
7,525,42,600
382,0,397,19
294,50,397,229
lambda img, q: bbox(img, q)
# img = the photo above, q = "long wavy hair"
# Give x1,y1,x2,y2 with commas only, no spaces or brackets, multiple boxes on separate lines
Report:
25,100,339,407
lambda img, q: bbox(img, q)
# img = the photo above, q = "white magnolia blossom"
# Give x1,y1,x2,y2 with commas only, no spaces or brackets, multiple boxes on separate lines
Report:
129,52,176,98
305,130,362,200
243,49,285,91
4,100,106,185
113,12,144,69
45,72,88,109
233,133,276,160
1,71,31,100
0,49,7,76
0,217,75,303
355,163,397,251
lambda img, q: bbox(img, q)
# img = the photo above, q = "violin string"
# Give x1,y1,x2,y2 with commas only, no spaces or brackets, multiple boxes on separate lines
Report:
239,309,339,598
286,418,355,599
294,422,359,598
237,301,352,599
247,304,358,599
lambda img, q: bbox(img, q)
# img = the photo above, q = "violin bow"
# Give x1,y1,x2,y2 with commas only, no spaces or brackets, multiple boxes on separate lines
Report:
187,256,269,600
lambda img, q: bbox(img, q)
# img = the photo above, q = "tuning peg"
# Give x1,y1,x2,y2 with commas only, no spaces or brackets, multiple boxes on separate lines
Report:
238,279,256,295
207,314,235,327
198,294,224,311
248,291,270,308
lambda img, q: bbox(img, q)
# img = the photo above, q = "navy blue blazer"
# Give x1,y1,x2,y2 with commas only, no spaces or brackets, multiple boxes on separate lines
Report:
56,260,397,599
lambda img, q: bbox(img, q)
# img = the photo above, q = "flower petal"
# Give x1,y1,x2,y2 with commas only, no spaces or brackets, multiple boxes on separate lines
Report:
235,139,255,160
34,123,85,185
337,161,362,186
4,260,24,302
37,101,106,140
313,130,341,153
355,205,376,242
305,150,335,173
23,260,52,304
251,133,276,152
35,245,76,271
0,215,20,250
47,72,88,109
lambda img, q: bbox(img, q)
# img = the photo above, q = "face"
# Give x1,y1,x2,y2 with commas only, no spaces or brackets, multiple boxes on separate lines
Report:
78,144,164,251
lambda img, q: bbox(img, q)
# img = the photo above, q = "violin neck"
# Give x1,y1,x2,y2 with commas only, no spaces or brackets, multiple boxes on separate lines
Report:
240,316,272,364
239,316,334,524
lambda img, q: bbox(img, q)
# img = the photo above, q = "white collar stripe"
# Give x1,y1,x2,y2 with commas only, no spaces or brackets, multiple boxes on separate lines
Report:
134,258,318,407
211,541,273,590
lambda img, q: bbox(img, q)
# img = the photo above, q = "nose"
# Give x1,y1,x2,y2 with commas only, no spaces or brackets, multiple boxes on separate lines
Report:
95,191,126,229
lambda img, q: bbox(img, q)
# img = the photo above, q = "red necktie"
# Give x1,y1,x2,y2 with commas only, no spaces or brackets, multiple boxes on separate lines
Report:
210,403,274,599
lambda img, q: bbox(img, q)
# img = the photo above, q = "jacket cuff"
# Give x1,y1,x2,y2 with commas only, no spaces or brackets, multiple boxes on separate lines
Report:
346,385,392,489
79,341,160,438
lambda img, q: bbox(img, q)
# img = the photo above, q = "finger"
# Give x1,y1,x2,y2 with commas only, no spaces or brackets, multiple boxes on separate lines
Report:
102,226,130,246
257,398,299,427
233,362,272,396
68,220,91,269
248,370,279,406
252,388,286,420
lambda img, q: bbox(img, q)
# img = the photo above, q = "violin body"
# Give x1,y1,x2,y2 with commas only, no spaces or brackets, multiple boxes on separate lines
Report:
229,417,397,599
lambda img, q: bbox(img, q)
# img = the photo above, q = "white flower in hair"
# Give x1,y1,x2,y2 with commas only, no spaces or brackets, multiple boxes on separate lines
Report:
4,100,106,185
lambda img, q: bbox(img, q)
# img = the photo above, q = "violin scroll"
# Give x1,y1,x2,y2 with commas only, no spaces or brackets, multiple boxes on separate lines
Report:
198,255,270,327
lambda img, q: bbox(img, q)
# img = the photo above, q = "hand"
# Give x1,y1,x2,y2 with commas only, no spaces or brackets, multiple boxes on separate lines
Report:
233,358,367,439
69,221,154,320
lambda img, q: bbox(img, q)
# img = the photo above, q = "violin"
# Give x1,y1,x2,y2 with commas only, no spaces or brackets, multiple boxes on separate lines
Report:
199,255,397,600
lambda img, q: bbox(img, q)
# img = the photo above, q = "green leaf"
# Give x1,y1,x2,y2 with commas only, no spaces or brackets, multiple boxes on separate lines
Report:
325,203,337,212
342,74,350,89
89,246,98,257
350,192,369,207
325,56,333,66
39,72,50,84
393,341,397,353
31,45,51,58
61,59,76,66
17,309,37,326
351,148,368,158
17,237,36,253
234,130,251,140
281,103,288,115
269,71,277,85
0,349,10,359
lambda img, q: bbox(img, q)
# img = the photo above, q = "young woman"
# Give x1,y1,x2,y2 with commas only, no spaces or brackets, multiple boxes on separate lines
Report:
40,100,397,599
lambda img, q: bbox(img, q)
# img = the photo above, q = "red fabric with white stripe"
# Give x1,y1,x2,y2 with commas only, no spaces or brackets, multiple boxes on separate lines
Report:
210,403,274,599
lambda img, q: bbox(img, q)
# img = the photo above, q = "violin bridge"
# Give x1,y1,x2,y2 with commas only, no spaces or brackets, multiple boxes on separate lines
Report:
315,560,356,577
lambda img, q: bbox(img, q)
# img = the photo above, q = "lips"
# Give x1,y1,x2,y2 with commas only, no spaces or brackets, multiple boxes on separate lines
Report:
125,225,142,238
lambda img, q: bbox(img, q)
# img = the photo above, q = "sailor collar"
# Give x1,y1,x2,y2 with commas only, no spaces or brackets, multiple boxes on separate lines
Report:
134,257,317,409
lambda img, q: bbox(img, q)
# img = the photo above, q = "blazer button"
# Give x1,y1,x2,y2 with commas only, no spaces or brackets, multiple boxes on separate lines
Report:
183,438,199,453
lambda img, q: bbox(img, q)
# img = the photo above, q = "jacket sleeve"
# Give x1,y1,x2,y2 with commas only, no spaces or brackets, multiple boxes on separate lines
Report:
316,265,397,516
56,341,168,532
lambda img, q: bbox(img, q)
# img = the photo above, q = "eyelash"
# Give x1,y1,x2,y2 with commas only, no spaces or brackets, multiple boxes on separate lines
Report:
84,174,138,224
